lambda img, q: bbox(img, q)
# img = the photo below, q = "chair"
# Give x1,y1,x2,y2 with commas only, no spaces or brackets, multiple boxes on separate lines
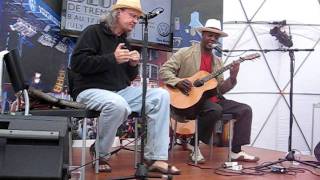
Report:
66,67,141,170
170,113,235,164
209,113,235,162
4,49,142,173
3,49,101,178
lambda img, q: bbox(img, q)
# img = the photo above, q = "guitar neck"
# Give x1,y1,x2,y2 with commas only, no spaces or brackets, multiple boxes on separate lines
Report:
203,58,246,82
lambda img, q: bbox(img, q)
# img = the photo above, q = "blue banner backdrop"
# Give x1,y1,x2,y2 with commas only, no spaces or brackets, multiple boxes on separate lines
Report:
171,0,223,50
0,0,75,102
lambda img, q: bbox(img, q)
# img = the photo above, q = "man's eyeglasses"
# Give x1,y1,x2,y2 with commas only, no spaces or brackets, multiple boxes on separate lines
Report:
123,10,140,21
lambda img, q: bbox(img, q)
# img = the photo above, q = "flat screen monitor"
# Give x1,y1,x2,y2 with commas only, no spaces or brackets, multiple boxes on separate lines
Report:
60,0,172,51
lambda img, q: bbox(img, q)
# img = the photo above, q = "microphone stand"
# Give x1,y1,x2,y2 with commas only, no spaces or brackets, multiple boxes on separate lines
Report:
224,47,317,169
110,15,168,180
254,48,318,170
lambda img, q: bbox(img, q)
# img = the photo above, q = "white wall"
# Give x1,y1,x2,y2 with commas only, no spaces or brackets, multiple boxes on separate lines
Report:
223,0,320,154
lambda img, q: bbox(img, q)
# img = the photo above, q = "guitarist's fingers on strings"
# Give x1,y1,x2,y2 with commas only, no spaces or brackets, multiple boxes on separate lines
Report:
176,79,192,95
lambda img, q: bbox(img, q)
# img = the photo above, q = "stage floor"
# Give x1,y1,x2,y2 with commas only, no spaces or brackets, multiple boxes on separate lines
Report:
71,145,320,180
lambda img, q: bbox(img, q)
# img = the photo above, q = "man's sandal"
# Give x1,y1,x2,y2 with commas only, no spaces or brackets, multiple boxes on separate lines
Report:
89,143,112,172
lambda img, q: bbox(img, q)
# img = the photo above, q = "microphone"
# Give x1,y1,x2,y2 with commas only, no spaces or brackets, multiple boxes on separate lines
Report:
211,44,224,53
140,9,164,20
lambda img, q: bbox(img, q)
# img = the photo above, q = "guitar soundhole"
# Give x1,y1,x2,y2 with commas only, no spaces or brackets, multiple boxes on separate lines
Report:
193,79,204,87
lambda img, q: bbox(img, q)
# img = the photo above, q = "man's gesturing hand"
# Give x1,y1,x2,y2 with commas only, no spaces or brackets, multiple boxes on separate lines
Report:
128,50,140,67
114,43,140,66
114,43,131,64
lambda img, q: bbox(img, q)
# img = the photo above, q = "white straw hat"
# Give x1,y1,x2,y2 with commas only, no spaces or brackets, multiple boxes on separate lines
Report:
197,19,228,37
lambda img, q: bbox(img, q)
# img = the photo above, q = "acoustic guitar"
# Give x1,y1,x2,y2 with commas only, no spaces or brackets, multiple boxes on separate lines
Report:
164,53,260,116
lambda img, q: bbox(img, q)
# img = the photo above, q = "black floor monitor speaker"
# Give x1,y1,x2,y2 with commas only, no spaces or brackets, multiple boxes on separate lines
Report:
0,115,69,179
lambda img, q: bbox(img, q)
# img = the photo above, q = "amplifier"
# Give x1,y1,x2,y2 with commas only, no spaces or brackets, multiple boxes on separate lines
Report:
0,115,69,179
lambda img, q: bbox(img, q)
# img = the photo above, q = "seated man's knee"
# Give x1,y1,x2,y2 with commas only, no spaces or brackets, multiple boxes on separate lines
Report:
101,96,131,115
243,104,252,116
155,88,170,100
149,88,170,107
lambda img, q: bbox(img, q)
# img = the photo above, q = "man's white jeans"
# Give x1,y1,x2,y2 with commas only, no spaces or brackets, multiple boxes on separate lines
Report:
76,86,170,160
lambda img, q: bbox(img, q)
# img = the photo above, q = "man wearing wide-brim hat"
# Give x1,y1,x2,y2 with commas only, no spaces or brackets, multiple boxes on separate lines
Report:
71,0,180,174
160,18,260,164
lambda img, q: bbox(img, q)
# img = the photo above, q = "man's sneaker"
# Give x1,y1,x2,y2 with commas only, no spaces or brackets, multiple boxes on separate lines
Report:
230,151,260,162
187,144,206,164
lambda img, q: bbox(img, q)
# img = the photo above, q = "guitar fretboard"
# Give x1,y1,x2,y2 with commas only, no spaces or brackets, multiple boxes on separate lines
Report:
201,58,247,83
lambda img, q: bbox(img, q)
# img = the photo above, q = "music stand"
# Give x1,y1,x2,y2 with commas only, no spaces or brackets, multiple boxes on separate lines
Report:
110,12,172,180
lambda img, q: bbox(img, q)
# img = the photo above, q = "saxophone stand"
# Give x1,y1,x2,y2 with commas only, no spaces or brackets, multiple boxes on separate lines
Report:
110,13,172,180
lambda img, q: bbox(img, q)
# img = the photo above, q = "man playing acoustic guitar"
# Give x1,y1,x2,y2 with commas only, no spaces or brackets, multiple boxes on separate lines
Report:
160,19,259,163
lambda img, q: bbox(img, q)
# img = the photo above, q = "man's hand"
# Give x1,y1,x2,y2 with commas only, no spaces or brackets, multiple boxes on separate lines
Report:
114,43,131,64
128,50,140,67
175,79,192,95
230,61,240,80
114,43,140,66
